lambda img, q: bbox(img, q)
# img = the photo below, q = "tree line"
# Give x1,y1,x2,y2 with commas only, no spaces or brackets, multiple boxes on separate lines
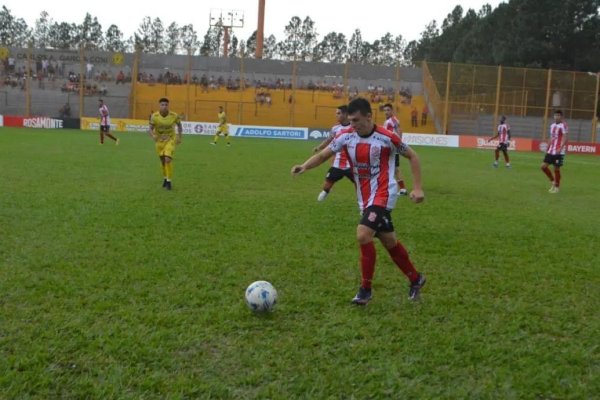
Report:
0,0,598,71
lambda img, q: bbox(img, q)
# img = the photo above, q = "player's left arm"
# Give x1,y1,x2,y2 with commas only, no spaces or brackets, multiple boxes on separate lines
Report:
400,145,424,203
313,135,334,153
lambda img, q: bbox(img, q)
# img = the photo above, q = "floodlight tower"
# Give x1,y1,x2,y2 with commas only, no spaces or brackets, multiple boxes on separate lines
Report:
210,9,245,58
256,0,266,59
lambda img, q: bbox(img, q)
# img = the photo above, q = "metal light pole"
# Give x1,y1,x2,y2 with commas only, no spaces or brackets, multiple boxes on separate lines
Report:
209,9,244,58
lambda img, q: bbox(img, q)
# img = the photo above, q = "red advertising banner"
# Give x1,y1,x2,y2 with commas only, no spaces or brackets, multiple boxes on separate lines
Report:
531,140,600,155
3,116,24,127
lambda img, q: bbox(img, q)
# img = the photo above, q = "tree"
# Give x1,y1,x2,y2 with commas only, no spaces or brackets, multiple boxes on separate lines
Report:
135,17,152,52
314,32,348,63
229,34,239,58
278,16,318,61
105,24,126,52
149,17,165,53
407,20,439,63
246,30,257,56
376,33,396,66
165,22,180,55
238,40,248,58
393,35,407,66
33,11,52,48
0,6,31,47
403,40,419,66
278,16,302,60
78,13,103,50
180,24,199,55
347,29,363,63
263,34,278,59
48,22,77,50
359,40,376,65
199,24,223,57
298,16,318,61
313,32,347,63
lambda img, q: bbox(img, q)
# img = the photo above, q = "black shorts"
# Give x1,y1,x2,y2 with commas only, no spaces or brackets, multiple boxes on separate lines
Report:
496,143,509,151
395,153,400,167
100,125,110,133
325,167,353,183
543,154,564,167
359,205,394,233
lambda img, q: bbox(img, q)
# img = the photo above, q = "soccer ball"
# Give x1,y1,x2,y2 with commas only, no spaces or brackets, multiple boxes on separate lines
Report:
245,281,278,312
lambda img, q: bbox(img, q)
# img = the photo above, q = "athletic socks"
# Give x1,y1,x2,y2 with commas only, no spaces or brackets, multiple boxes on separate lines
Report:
359,242,376,289
387,241,419,283
542,166,554,182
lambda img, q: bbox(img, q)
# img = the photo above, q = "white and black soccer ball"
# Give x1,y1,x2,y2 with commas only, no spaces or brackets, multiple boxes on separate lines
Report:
245,281,278,312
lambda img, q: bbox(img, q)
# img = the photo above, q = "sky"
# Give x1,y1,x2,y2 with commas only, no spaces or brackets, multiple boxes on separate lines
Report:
2,0,505,44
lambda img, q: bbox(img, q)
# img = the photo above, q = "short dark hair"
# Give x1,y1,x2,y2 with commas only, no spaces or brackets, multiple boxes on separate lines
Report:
337,105,348,113
554,109,563,115
347,98,372,116
98,98,103,103
383,103,393,110
159,97,169,103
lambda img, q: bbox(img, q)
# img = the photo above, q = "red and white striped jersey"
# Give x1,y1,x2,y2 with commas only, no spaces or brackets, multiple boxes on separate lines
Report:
548,121,568,155
383,116,401,137
329,125,409,211
99,104,110,126
328,123,352,169
497,123,510,144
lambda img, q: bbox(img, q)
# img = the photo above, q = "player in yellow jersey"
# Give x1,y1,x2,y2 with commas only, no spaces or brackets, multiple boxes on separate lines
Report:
149,97,183,190
211,106,231,145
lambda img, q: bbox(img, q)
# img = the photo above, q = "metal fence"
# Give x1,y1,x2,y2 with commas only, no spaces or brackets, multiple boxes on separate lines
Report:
1,46,428,131
0,46,134,119
423,61,600,142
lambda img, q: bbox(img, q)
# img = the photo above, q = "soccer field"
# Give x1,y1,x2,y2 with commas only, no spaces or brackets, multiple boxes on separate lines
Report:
1,128,598,398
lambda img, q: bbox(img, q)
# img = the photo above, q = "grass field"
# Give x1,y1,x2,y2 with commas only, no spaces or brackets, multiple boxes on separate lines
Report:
1,128,599,399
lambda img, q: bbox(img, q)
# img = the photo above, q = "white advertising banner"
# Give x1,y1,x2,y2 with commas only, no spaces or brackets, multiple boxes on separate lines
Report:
402,133,460,148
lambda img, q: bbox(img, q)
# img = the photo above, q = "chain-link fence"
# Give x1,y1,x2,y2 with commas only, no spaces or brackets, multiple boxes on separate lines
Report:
0,46,134,120
424,61,599,142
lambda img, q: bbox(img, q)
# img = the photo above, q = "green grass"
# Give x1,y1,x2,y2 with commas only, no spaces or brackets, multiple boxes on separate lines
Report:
0,128,598,399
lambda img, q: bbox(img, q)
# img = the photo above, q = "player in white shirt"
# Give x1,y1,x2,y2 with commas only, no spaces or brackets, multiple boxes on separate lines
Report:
541,110,568,193
488,115,511,168
98,99,119,145
312,105,354,201
292,98,426,305
382,103,407,195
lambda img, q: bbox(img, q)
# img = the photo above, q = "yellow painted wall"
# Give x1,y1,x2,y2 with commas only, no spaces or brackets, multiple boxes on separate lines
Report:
134,84,435,132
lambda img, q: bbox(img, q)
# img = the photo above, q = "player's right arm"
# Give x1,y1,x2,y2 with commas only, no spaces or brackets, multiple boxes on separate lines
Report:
488,127,500,142
292,147,335,176
148,116,157,141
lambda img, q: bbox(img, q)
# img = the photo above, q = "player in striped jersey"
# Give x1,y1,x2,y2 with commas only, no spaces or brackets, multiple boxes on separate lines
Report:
541,110,568,193
292,98,426,305
98,99,119,145
382,103,407,195
312,105,354,201
488,115,511,168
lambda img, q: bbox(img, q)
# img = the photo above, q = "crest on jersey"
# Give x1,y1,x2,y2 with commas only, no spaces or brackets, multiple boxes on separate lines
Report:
368,212,377,222
370,146,381,161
